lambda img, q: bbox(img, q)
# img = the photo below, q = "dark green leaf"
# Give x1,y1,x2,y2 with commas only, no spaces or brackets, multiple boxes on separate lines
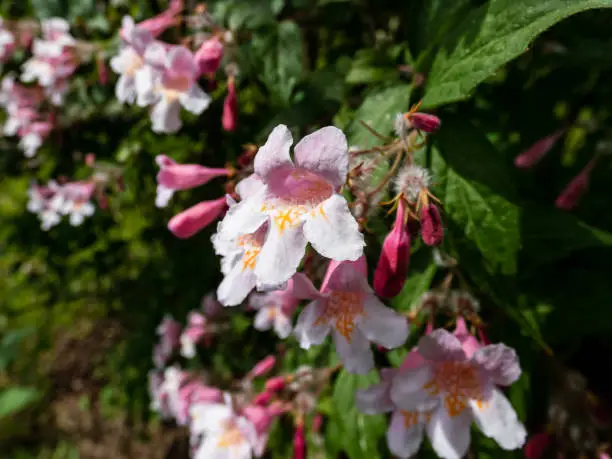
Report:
0,387,41,418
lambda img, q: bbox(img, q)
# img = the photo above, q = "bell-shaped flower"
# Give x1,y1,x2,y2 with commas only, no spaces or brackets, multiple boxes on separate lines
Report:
294,259,409,374
180,311,209,358
136,44,211,133
249,275,302,339
190,394,259,459
390,329,526,459
155,154,230,191
168,196,228,239
212,175,268,306
111,16,154,104
373,199,411,298
217,124,364,288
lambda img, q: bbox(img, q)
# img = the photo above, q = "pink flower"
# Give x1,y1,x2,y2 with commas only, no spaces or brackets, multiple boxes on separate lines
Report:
169,197,228,239
194,35,224,75
174,378,222,425
248,356,277,379
515,130,564,168
249,276,301,338
389,329,526,459
154,315,182,367
137,44,211,133
190,394,259,459
135,0,182,38
374,199,411,298
111,17,154,104
18,119,53,158
201,292,223,318
420,203,443,246
555,157,598,211
294,260,409,374
180,311,209,358
222,77,238,131
156,154,231,190
243,404,277,456
0,20,15,63
216,124,364,288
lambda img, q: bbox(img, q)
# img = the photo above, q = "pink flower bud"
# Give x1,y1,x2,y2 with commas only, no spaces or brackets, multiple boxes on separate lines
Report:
252,392,272,406
555,157,597,211
264,376,286,393
408,112,441,133
222,78,238,132
425,319,434,335
195,36,224,75
514,130,564,169
85,153,96,167
136,0,182,38
249,356,276,378
156,158,231,190
168,197,228,238
524,432,551,459
292,423,306,459
374,200,410,298
420,203,443,246
311,413,323,433
96,54,108,85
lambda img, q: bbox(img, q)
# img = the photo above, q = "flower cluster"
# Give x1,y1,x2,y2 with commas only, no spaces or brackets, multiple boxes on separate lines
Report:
110,1,238,133
149,305,333,459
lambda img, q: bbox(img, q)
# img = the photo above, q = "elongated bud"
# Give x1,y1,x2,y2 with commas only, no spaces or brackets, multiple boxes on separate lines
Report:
515,130,564,168
136,0,182,38
195,35,224,75
420,203,443,246
156,158,231,190
407,112,441,133
292,422,306,459
264,376,286,393
555,157,597,211
96,54,108,85
249,356,276,378
168,197,228,238
222,78,238,132
374,200,410,298
523,432,551,459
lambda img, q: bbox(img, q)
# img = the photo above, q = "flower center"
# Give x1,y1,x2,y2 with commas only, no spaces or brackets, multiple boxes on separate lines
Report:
160,73,192,101
237,233,263,271
125,52,143,77
424,361,483,417
217,422,244,448
315,291,364,341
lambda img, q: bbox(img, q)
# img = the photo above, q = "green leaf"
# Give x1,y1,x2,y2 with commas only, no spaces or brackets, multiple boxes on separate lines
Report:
0,327,35,371
431,117,520,274
329,370,386,459
256,21,305,104
422,0,612,108
346,84,412,149
0,387,41,418
521,206,612,267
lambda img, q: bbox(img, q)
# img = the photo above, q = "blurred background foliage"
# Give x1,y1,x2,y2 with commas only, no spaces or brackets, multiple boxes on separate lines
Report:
1,0,612,457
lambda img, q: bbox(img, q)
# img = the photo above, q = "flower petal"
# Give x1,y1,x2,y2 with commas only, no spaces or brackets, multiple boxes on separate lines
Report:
390,365,436,412
179,83,211,115
254,124,294,182
236,174,264,199
255,222,307,289
253,308,273,331
293,126,349,189
151,98,182,133
471,344,521,386
387,410,425,459
426,406,472,459
470,388,526,450
217,261,257,307
321,257,370,293
303,194,364,262
190,403,232,435
355,381,394,415
294,300,331,349
290,272,323,300
273,313,293,339
115,73,136,104
418,329,466,362
217,188,268,238
359,294,409,349
167,46,196,76
333,328,373,375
